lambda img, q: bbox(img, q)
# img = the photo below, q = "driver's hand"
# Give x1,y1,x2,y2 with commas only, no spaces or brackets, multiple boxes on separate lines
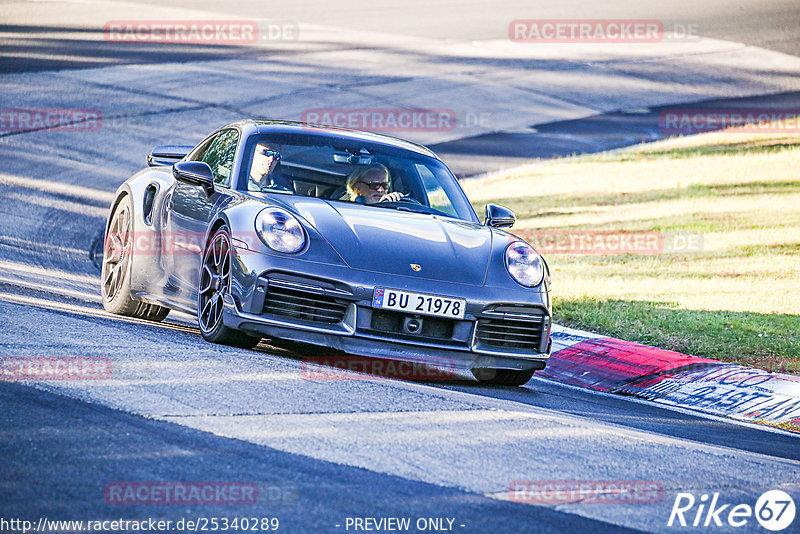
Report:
379,192,404,202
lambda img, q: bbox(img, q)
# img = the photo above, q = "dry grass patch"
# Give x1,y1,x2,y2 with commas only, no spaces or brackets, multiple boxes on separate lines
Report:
463,131,800,368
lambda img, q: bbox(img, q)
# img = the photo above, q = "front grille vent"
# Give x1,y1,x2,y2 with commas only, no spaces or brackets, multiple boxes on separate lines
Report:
475,312,545,351
262,282,349,324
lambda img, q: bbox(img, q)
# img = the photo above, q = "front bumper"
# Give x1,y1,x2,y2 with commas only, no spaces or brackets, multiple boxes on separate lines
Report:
225,247,552,374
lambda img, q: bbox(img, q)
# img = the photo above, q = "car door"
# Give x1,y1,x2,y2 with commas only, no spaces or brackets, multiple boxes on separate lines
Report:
166,128,239,309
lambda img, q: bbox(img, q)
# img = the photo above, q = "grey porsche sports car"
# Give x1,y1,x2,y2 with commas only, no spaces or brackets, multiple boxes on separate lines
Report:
101,120,552,385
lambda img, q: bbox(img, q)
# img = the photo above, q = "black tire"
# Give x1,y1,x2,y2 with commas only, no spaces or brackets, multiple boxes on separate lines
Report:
198,226,261,349
472,368,535,386
101,195,170,322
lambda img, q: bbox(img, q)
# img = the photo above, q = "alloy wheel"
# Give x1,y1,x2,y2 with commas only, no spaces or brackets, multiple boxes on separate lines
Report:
198,230,231,333
102,204,131,301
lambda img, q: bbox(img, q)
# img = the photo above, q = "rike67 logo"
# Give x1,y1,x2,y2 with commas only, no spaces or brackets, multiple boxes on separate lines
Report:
668,490,795,531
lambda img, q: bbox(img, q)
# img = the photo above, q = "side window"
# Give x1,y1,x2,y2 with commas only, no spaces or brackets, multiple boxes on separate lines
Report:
200,129,239,185
187,134,216,162
415,164,458,217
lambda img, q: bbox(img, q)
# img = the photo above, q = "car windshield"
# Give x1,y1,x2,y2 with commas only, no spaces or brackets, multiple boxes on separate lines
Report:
241,132,478,222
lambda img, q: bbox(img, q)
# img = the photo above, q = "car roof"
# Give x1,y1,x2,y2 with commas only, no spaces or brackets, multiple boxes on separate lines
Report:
245,120,439,159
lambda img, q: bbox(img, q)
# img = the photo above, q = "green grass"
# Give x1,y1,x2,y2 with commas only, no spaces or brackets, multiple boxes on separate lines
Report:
556,299,800,371
463,131,800,370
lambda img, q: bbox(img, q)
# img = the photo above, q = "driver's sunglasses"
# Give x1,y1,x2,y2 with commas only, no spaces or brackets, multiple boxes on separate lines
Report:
256,147,281,161
361,181,390,191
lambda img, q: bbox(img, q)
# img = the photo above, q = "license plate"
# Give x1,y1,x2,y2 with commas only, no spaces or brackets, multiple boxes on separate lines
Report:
372,288,466,319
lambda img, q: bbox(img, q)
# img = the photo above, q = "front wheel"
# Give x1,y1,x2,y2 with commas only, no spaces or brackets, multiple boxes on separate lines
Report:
198,226,260,349
472,368,535,386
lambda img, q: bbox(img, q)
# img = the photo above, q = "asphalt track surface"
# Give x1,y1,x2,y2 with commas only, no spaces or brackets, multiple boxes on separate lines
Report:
3,0,800,72
2,1,800,533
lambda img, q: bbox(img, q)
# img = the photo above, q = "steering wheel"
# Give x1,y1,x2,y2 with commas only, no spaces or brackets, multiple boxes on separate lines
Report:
399,196,421,205
381,195,422,205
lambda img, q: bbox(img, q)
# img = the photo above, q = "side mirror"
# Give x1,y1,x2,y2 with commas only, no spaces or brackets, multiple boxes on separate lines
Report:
484,203,515,228
173,161,215,196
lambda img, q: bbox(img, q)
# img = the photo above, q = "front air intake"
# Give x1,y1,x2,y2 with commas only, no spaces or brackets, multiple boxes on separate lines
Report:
262,280,349,324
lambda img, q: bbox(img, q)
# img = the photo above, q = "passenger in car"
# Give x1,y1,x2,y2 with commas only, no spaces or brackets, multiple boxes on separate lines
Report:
340,164,404,204
249,144,291,193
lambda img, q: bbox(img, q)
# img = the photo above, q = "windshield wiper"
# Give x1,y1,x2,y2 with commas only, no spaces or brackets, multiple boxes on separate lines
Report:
375,203,415,213
375,203,445,216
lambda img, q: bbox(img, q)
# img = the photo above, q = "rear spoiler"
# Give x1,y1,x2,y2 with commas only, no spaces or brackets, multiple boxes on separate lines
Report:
147,145,194,167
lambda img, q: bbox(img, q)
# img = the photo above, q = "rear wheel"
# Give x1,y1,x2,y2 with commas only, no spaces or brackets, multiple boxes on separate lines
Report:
198,226,260,349
101,195,169,321
472,368,535,386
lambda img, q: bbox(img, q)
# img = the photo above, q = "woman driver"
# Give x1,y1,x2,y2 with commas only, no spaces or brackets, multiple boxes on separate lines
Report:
341,164,404,204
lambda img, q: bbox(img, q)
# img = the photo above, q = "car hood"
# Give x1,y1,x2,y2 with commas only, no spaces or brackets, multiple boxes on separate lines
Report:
273,196,492,285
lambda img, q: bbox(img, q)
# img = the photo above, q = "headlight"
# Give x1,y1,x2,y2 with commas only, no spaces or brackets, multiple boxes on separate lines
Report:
505,241,544,287
255,207,306,253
